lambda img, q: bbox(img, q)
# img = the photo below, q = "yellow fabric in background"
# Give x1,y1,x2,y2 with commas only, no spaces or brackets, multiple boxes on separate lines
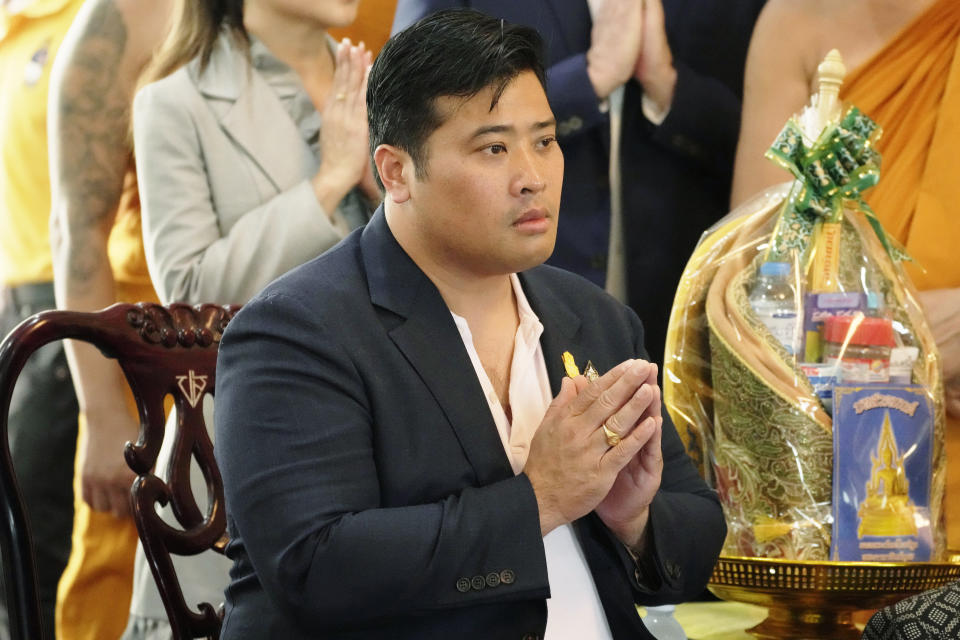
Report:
328,0,397,57
673,601,769,640
58,383,173,640
56,413,139,640
0,0,82,286
840,0,960,551
109,164,158,300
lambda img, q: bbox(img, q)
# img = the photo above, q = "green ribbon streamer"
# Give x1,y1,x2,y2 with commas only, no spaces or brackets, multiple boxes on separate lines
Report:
764,106,909,263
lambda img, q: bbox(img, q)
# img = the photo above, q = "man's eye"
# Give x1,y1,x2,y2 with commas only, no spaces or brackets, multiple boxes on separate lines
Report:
486,144,507,154
538,136,558,149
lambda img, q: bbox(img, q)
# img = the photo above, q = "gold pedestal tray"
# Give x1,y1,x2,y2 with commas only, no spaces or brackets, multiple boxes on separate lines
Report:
708,555,960,640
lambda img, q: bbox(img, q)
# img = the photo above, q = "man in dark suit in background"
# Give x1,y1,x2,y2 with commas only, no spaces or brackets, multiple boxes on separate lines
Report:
214,10,724,639
393,0,766,367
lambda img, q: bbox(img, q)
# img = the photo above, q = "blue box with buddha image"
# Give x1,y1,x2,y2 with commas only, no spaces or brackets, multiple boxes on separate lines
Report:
830,384,933,562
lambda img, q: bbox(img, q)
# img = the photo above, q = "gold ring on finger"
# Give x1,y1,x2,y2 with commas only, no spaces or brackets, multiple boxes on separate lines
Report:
335,92,346,101
602,422,621,447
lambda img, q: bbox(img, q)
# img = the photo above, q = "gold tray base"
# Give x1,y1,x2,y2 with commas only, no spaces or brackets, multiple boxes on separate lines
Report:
708,555,960,640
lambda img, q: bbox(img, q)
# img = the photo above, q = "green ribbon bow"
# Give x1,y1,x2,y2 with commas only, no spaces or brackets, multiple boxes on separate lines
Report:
764,106,908,263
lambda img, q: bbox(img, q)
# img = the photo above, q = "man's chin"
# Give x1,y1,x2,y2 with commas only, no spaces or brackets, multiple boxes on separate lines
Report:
510,241,556,273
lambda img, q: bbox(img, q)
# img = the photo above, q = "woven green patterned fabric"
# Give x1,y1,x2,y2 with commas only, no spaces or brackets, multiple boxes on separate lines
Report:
709,322,833,559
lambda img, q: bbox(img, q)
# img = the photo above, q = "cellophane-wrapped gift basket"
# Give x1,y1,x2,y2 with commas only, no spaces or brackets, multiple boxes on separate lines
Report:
663,50,948,564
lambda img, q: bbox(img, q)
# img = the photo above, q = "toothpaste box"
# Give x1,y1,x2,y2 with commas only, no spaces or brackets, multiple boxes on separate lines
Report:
802,292,865,362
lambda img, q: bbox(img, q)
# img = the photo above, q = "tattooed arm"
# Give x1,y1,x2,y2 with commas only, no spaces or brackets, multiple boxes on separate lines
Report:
48,0,171,517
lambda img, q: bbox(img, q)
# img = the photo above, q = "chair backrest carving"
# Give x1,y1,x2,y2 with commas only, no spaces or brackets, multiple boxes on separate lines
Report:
0,302,236,640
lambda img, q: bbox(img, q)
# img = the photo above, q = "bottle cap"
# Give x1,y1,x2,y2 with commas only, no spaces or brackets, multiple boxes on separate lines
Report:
759,261,791,277
824,315,895,347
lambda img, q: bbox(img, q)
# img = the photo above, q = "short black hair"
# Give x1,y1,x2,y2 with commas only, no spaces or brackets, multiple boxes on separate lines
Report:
367,9,546,188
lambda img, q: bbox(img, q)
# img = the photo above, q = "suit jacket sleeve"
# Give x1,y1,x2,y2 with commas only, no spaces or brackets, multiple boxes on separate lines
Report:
640,59,743,182
214,291,550,631
392,0,609,138
133,76,343,305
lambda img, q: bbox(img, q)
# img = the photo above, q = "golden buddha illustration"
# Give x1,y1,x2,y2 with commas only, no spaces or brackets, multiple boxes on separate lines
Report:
857,412,918,537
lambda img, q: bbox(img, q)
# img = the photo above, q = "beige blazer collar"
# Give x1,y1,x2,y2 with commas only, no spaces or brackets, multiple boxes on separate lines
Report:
191,32,315,192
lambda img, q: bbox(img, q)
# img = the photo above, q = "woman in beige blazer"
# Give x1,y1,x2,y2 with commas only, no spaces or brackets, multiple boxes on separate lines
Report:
134,0,378,306
127,0,376,637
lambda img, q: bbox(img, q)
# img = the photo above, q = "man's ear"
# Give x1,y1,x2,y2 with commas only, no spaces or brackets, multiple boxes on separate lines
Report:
374,144,412,204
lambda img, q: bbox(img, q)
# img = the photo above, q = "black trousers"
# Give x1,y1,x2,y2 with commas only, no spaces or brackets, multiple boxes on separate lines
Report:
0,282,79,639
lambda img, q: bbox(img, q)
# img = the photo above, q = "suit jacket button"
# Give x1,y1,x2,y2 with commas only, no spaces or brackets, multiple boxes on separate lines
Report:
456,577,471,593
500,569,515,585
471,575,486,591
485,572,501,588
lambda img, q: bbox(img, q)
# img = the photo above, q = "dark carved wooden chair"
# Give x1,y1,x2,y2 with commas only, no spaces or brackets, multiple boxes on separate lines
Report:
0,302,236,640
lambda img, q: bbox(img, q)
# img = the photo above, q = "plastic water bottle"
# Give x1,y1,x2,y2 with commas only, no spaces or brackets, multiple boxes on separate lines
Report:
641,605,687,640
749,261,800,356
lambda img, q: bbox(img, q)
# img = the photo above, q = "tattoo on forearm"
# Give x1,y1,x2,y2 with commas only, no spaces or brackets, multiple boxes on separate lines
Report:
52,0,130,283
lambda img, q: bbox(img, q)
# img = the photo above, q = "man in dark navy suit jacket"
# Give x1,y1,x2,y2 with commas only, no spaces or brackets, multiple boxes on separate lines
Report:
393,0,766,367
215,10,724,639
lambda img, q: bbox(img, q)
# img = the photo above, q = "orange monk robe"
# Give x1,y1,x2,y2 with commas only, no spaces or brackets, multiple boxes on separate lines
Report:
841,0,960,552
329,0,398,56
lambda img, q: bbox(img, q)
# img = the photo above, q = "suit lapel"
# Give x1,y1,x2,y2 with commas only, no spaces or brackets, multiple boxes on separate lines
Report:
195,34,315,193
361,212,513,486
